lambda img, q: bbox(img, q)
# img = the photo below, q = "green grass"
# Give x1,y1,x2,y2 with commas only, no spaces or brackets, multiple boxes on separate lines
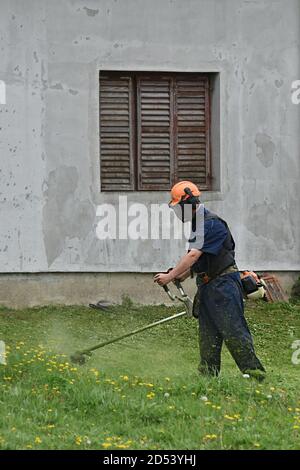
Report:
0,300,300,450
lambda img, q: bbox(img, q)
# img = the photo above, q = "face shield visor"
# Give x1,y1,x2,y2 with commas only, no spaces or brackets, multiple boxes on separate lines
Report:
169,201,195,223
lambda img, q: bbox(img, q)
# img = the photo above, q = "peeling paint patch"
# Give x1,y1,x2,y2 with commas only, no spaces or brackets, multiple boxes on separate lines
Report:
255,133,275,168
275,79,283,88
83,6,99,17
41,61,47,92
85,238,102,265
42,166,94,267
50,83,63,90
247,202,295,251
68,88,78,95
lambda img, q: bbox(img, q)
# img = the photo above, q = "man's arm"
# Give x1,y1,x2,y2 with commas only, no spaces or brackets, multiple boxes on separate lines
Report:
175,268,191,282
154,249,202,286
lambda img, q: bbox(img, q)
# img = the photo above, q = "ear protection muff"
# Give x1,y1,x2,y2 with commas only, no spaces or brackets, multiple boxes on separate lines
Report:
179,187,200,206
177,187,200,226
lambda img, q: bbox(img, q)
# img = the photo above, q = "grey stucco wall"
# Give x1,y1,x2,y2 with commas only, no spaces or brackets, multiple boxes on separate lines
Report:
0,0,299,274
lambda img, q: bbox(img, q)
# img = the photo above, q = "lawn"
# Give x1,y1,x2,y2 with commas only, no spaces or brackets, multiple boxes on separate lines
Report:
0,300,300,450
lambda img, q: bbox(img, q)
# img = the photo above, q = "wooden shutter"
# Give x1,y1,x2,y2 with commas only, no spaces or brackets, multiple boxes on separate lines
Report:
100,73,135,190
174,76,210,189
136,76,173,190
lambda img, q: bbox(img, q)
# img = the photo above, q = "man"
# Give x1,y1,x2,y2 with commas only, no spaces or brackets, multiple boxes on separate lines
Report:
154,181,265,380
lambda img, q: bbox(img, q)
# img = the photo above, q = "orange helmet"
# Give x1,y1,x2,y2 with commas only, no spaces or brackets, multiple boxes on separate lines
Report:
169,181,201,207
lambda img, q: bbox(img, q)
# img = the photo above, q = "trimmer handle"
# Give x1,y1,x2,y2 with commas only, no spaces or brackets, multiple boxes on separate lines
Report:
163,284,176,301
173,279,183,290
173,278,186,297
166,268,185,293
160,280,193,317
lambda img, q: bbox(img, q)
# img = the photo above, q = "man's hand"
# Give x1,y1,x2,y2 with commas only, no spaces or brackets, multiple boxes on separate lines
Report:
153,272,172,286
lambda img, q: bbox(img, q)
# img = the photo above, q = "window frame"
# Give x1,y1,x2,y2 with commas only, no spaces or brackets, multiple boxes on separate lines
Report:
99,71,212,191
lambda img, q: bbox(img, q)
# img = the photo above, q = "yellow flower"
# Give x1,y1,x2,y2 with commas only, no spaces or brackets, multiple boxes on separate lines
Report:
75,436,82,446
224,415,235,421
254,443,260,448
203,434,217,440
35,437,42,444
102,442,111,448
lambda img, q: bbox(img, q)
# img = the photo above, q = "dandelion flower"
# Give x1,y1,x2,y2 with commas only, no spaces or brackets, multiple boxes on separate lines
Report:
102,442,111,448
203,434,217,440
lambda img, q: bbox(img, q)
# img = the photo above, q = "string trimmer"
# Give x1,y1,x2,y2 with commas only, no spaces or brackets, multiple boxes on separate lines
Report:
70,280,193,365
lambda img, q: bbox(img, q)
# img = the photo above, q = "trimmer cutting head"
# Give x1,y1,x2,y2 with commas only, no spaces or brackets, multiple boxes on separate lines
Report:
70,351,88,365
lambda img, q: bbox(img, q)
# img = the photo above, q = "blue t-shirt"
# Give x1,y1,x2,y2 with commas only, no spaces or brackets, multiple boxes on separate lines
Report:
189,208,228,255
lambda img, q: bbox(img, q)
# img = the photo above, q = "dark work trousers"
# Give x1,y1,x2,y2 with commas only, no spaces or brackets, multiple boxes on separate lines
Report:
197,272,265,376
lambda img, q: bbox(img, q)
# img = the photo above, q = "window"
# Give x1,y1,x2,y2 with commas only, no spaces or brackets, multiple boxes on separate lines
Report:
99,71,211,191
